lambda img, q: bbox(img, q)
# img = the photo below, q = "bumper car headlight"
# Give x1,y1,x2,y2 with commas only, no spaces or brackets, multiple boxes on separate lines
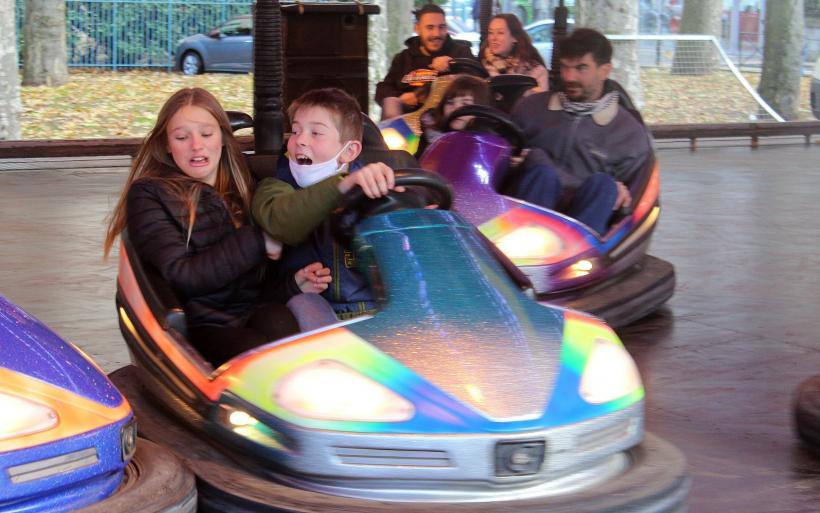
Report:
495,225,563,260
579,338,642,404
559,258,598,279
0,392,59,440
275,360,415,422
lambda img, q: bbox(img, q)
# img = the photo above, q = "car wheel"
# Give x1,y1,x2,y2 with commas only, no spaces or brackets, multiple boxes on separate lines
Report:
78,438,197,513
181,52,203,75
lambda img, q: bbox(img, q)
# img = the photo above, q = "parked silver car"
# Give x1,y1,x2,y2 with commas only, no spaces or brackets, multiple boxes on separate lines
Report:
175,15,253,75
524,19,575,67
812,57,820,119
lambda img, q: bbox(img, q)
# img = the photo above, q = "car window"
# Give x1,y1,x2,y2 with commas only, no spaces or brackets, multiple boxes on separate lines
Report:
237,18,252,36
529,24,553,43
220,18,251,37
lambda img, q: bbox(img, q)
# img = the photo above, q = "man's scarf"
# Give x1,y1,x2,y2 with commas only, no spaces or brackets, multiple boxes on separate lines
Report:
558,91,619,116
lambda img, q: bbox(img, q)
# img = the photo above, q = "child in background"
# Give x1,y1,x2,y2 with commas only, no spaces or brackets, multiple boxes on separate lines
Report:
416,74,492,157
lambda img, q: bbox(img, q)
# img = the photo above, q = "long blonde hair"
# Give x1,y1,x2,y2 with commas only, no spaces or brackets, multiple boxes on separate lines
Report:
104,87,253,258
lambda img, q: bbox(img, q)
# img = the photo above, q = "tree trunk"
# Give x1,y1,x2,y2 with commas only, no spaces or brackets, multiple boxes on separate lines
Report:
369,0,413,117
576,0,643,108
532,0,550,22
0,0,22,139
671,0,722,75
22,0,68,86
758,0,804,120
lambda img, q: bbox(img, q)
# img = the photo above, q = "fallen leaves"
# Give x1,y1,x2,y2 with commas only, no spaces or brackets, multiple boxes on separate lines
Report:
17,67,815,140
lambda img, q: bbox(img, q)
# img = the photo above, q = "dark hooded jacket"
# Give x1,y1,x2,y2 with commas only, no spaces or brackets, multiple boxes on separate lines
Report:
375,35,475,109
126,178,298,328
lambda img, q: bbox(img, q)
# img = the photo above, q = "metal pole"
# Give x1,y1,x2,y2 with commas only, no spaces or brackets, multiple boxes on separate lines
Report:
550,0,568,91
253,0,283,156
479,0,492,50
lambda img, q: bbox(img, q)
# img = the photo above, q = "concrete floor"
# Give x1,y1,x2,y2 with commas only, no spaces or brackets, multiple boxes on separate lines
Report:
1,145,819,512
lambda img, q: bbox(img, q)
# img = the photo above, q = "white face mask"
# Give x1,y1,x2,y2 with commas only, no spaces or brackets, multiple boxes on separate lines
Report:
288,142,350,188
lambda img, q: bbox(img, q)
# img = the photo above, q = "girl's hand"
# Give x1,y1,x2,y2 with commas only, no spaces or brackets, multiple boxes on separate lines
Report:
263,233,282,261
295,262,332,293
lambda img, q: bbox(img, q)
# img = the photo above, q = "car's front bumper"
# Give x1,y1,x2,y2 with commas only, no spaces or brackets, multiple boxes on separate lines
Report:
211,397,643,502
0,418,131,513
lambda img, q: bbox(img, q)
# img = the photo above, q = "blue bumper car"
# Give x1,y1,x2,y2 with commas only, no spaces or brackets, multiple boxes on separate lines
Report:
0,295,196,513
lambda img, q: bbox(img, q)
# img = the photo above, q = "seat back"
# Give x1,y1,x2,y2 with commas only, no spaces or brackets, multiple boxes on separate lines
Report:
120,230,216,373
359,112,420,169
489,74,538,113
603,79,645,126
121,230,188,339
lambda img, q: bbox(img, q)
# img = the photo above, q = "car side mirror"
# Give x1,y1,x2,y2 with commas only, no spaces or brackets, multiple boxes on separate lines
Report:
208,28,220,38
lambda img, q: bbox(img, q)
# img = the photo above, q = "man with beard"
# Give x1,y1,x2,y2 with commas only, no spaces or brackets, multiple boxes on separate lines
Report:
376,3,476,120
508,28,652,235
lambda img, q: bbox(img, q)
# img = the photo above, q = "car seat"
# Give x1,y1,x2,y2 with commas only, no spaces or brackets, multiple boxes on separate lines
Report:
118,230,215,373
358,112,419,169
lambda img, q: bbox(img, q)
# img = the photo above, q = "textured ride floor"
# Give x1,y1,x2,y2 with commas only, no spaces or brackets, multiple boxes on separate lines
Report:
1,146,819,512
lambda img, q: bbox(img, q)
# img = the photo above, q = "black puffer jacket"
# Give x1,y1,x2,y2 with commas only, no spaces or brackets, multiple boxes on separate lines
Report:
126,178,296,328
375,35,476,106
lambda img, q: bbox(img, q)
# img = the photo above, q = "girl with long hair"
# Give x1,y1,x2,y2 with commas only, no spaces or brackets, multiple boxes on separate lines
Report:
480,13,548,94
105,87,335,365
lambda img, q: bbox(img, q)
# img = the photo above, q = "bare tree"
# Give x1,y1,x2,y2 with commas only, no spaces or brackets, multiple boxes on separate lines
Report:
671,0,722,75
22,0,68,86
369,0,414,117
758,0,804,119
0,0,21,139
575,0,643,108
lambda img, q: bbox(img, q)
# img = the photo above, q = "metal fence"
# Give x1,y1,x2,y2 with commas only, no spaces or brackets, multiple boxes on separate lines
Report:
15,0,253,69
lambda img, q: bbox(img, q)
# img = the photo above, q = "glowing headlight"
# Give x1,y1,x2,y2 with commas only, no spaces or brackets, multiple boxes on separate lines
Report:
216,405,286,450
496,226,563,260
560,258,597,279
275,360,414,422
579,338,642,404
0,392,59,440
381,128,407,151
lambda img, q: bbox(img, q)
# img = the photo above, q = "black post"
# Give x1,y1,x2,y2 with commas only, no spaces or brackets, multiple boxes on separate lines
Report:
252,0,283,156
479,0,493,50
550,0,568,91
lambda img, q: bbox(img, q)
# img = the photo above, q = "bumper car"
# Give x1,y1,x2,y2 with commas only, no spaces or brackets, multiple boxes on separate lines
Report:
397,100,673,327
112,170,688,512
795,375,820,451
379,65,674,327
0,294,196,513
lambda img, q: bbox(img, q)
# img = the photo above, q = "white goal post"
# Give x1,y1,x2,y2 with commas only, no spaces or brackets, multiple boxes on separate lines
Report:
606,34,784,123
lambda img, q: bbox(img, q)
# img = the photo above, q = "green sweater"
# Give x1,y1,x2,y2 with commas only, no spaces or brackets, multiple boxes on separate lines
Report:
252,175,343,246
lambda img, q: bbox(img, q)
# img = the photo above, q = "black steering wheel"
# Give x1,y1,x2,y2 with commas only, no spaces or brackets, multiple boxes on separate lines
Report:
446,58,490,78
330,168,454,246
442,104,525,156
226,110,253,132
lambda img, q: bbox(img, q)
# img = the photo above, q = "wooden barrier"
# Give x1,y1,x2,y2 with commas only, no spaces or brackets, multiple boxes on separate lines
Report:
1,122,819,159
0,135,255,159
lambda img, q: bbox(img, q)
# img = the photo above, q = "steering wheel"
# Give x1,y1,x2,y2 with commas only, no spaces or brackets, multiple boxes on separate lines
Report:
330,168,454,246
226,110,253,132
446,58,490,78
441,104,525,156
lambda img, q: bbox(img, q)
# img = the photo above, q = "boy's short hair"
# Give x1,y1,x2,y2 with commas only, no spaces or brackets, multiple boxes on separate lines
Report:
558,28,613,65
287,88,364,143
414,3,445,22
